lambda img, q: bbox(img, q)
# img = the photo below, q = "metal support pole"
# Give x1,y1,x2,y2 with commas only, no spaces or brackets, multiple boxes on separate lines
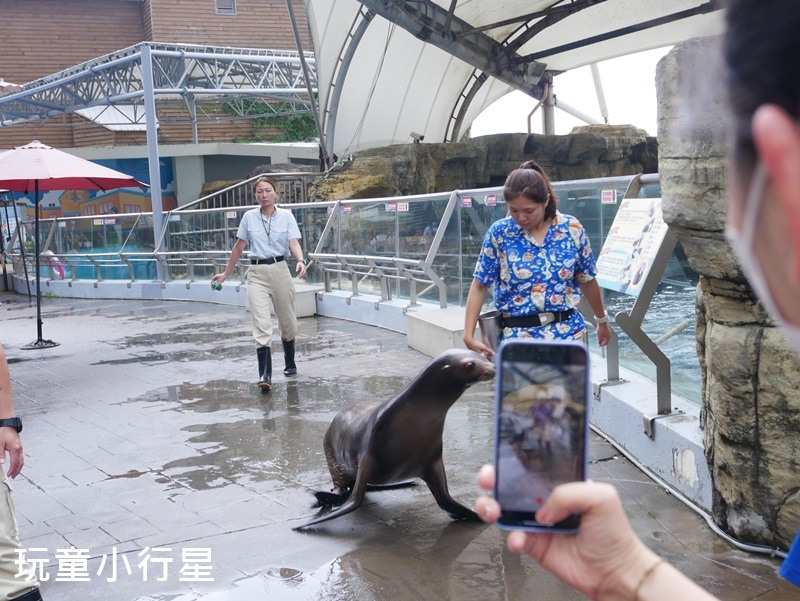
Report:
187,95,199,144
141,44,166,281
34,183,42,336
612,228,684,437
554,98,603,126
543,81,556,135
0,196,8,288
590,63,609,124
285,0,332,171
21,182,59,349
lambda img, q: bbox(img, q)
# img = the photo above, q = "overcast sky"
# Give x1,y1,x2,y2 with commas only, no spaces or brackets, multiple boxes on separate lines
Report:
471,47,673,138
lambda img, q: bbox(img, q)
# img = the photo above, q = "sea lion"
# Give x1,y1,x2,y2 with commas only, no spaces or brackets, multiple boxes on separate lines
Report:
294,348,495,531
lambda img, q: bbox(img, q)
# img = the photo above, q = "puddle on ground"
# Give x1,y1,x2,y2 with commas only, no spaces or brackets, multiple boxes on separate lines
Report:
93,347,249,365
133,561,351,601
128,375,413,492
132,518,564,601
137,562,363,601
94,314,405,368
99,313,494,531
5,356,31,365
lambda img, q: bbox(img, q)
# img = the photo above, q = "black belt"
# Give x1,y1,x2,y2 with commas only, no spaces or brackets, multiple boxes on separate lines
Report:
251,256,285,265
502,309,574,328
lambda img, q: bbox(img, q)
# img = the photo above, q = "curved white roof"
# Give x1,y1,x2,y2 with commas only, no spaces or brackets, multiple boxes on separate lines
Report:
306,0,724,157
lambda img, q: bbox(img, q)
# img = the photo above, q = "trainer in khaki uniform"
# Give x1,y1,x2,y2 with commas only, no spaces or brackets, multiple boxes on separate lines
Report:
212,176,308,391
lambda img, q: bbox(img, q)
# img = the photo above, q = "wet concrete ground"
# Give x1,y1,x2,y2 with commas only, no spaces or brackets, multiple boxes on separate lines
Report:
1,291,798,601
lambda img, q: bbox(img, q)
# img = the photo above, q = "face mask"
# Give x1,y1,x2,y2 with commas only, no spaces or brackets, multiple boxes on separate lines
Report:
725,161,800,355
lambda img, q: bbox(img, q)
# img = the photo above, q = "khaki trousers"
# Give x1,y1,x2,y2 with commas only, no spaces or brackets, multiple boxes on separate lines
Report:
246,261,297,347
0,473,38,600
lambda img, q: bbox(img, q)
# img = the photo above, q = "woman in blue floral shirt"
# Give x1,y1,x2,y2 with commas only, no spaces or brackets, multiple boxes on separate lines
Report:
464,161,612,355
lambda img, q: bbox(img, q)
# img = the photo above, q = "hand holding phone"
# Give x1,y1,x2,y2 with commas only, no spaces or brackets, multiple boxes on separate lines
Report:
493,339,590,533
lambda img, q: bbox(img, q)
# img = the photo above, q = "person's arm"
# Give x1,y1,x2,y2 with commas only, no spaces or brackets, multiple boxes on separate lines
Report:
212,238,247,283
288,238,307,279
0,343,23,479
463,278,494,356
578,278,612,347
475,466,719,601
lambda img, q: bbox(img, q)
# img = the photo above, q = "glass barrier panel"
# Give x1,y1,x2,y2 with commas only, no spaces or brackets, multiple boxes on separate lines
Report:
1,176,701,404
59,254,97,280
287,203,334,288
125,215,157,253
14,219,53,277
587,267,701,403
292,204,331,256
123,253,159,281
166,210,226,253
343,201,397,258
455,191,507,307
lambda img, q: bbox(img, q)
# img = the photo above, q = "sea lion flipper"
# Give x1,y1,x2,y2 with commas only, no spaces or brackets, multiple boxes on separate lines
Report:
313,489,352,508
423,457,480,521
294,456,374,531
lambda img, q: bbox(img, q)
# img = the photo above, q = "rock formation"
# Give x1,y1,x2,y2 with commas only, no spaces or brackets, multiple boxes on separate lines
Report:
658,39,800,547
308,127,657,201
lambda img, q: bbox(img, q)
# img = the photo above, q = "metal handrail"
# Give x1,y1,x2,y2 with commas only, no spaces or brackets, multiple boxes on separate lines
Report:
3,173,702,414
178,171,324,211
308,252,448,308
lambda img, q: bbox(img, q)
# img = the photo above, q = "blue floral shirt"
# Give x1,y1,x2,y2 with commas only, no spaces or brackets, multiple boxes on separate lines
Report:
781,532,800,587
473,211,597,341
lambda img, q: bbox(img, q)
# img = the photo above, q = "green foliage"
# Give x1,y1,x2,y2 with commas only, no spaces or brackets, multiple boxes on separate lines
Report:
264,112,319,143
223,99,319,143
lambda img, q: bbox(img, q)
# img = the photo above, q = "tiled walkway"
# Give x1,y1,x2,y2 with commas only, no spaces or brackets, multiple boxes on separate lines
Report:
0,291,796,600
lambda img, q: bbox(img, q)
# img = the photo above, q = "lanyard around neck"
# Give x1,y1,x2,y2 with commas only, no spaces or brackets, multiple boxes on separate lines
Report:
260,208,275,240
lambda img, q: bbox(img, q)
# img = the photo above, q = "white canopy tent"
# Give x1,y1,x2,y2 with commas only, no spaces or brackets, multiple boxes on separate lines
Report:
305,0,725,158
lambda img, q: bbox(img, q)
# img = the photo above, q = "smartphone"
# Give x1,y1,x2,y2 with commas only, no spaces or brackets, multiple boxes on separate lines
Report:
493,339,590,533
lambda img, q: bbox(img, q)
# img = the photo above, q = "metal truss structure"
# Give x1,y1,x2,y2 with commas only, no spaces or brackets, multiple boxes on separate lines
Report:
0,42,316,134
357,0,553,97
0,42,318,280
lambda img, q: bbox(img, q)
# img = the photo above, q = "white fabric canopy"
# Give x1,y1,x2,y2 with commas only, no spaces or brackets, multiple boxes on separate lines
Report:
305,0,724,156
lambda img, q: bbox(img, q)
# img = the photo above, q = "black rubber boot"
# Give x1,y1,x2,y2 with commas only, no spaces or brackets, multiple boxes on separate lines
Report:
282,338,297,376
257,345,272,392
13,587,44,601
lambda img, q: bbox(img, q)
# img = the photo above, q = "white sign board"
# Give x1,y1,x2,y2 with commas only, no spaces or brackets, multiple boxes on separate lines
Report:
595,198,669,297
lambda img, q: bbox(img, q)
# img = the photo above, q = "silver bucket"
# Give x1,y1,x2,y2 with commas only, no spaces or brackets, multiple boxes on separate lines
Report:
478,310,503,352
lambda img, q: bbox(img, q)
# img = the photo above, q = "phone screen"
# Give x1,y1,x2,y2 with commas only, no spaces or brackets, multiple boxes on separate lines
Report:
493,339,590,532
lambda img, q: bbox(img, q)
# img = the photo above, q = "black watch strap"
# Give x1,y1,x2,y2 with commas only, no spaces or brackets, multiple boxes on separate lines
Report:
0,418,22,433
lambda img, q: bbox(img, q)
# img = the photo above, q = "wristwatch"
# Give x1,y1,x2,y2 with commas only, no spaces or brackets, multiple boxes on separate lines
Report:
594,312,610,324
0,417,22,433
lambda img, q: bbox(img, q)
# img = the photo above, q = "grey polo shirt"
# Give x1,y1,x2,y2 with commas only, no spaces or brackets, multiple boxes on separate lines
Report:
236,207,302,259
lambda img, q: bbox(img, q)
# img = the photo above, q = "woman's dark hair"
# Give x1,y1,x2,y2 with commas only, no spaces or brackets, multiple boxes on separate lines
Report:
725,0,800,179
503,160,557,220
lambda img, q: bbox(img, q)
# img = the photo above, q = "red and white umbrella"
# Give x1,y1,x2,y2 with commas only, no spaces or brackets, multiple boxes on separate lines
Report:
0,140,147,348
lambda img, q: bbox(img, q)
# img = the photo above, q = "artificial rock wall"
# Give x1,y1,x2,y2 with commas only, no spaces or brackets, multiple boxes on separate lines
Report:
658,39,800,547
308,127,657,201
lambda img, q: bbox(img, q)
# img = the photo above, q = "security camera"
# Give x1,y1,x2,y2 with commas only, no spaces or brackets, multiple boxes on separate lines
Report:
410,131,425,143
